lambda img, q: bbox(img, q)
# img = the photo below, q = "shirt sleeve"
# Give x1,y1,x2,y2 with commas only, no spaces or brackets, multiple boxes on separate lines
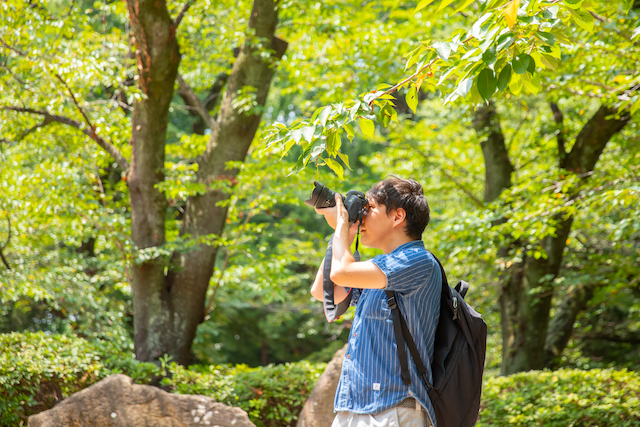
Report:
371,248,437,293
349,288,363,306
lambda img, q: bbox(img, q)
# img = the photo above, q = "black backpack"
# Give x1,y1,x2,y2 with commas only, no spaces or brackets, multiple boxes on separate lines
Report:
385,253,487,427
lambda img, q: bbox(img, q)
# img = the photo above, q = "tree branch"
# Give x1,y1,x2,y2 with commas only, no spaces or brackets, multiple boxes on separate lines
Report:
0,38,28,56
562,105,630,173
371,58,438,106
1,106,130,171
0,209,11,270
176,74,218,132
55,74,99,136
550,102,566,167
174,0,191,28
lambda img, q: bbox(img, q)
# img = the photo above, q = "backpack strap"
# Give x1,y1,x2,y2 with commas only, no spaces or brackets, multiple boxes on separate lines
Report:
385,290,432,390
455,280,469,298
385,252,448,390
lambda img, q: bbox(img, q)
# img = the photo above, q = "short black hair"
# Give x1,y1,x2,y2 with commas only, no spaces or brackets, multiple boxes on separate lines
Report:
366,177,430,240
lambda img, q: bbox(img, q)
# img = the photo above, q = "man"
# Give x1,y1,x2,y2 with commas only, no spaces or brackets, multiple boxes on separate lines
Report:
310,177,440,427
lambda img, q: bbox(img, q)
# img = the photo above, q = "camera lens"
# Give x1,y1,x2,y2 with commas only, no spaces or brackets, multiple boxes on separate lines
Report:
305,181,337,208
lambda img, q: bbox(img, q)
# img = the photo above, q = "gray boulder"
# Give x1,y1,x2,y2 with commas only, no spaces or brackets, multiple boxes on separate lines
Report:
28,374,255,427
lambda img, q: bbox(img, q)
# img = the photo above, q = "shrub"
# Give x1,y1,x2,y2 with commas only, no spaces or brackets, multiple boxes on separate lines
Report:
164,361,325,427
478,368,640,427
0,332,159,426
0,332,323,427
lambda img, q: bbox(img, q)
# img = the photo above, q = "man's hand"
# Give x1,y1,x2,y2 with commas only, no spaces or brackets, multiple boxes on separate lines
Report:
315,203,339,229
316,194,358,242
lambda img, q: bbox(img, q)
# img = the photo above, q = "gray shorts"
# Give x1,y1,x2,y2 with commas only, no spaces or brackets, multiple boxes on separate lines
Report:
332,406,435,427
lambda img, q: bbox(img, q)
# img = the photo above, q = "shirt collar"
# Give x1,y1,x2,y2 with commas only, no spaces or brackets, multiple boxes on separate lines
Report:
389,239,424,254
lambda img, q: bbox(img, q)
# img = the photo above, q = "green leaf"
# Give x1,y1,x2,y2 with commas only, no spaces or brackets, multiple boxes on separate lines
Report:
415,0,436,13
337,152,352,170
509,72,523,96
290,128,302,144
521,72,540,95
563,0,583,9
326,131,341,157
436,0,457,13
550,29,572,44
469,81,484,104
324,157,344,180
497,64,512,91
631,97,640,116
539,54,558,71
302,126,315,143
452,0,476,14
496,33,515,52
433,42,452,61
318,106,332,127
406,86,418,113
456,77,474,97
512,55,531,74
476,68,497,101
310,143,326,161
482,47,497,66
344,123,355,141
527,55,536,74
567,7,594,32
359,118,375,137
349,101,361,120
536,31,556,46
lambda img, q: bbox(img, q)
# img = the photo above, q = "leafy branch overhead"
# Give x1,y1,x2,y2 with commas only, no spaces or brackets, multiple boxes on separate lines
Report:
264,0,640,177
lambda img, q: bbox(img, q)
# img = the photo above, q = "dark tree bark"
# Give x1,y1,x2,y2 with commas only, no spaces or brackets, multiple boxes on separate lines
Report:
123,0,181,363
473,103,513,203
475,103,630,374
544,281,597,368
126,0,287,365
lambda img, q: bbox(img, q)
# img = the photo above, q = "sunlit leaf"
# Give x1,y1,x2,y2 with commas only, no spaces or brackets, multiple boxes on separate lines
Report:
505,0,520,29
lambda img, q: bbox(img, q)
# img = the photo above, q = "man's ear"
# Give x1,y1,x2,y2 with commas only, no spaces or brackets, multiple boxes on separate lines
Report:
392,208,406,228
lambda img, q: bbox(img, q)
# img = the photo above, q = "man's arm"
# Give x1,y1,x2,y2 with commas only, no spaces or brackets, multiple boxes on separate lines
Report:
329,195,387,289
310,258,351,303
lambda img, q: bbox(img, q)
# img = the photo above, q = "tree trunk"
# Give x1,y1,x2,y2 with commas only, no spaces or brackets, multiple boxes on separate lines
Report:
165,0,286,365
124,0,180,363
475,103,629,374
473,103,513,203
544,281,597,368
125,0,287,365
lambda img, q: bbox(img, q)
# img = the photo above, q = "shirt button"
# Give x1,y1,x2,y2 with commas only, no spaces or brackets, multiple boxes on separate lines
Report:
346,354,350,359
354,333,357,337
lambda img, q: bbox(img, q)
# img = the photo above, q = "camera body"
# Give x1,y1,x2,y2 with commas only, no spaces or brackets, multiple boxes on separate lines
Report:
304,181,367,225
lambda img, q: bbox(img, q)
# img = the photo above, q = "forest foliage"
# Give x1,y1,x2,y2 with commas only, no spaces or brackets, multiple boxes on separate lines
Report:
1,0,640,423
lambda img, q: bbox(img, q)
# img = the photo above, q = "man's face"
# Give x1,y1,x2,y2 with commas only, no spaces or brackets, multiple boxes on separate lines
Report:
360,198,392,249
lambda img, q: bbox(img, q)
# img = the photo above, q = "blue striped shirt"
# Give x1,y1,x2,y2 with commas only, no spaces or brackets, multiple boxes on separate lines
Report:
334,240,441,427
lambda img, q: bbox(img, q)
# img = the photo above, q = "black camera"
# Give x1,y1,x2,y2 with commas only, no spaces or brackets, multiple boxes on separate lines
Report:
304,181,367,225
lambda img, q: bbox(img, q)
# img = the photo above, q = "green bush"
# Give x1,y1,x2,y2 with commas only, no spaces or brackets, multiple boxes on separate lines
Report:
478,368,640,427
7,331,639,427
0,332,323,427
0,332,159,426
164,361,324,427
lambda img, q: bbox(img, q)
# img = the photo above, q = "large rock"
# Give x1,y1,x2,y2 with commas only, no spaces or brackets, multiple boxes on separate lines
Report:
28,374,255,427
296,344,347,427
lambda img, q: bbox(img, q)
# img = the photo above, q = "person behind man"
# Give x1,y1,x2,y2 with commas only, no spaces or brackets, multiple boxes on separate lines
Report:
310,177,441,427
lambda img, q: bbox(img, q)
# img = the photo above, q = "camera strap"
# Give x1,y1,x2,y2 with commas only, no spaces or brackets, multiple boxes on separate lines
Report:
322,225,361,323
